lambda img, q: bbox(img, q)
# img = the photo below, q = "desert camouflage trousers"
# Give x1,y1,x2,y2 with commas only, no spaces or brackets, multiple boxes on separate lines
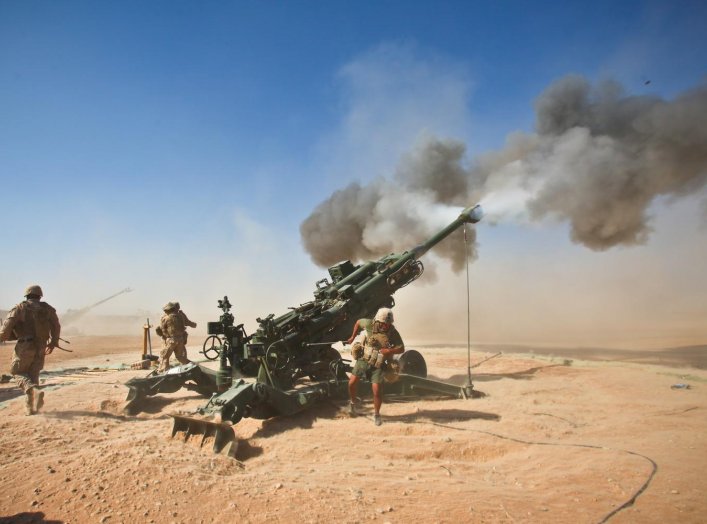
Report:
158,337,190,372
10,341,45,393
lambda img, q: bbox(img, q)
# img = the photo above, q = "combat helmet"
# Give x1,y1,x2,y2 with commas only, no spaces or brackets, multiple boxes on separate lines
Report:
24,285,43,298
374,307,394,324
162,301,178,313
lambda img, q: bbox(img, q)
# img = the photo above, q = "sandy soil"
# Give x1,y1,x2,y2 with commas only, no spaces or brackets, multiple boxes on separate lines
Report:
0,336,705,523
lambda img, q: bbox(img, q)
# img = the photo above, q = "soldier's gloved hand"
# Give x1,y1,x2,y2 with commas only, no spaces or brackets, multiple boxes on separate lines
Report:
46,342,56,354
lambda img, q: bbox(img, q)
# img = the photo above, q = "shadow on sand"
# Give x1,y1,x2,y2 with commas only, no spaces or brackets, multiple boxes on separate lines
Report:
376,407,500,424
42,409,167,423
430,363,566,384
0,387,25,405
235,405,500,459
235,439,264,460
124,393,207,415
251,402,343,439
234,403,344,460
0,512,63,523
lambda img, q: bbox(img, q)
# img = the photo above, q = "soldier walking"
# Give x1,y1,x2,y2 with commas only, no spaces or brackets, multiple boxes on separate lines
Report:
0,285,61,415
156,302,197,372
348,307,405,426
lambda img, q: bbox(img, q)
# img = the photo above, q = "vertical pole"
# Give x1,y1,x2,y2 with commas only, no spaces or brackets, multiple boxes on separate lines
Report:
146,318,152,357
142,318,153,361
464,225,474,397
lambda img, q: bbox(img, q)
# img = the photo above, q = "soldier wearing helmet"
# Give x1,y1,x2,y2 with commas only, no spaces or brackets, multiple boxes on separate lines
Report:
0,285,61,415
347,307,404,426
156,301,197,372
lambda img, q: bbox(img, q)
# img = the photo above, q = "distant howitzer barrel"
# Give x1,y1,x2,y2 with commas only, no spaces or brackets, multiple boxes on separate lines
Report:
61,287,133,326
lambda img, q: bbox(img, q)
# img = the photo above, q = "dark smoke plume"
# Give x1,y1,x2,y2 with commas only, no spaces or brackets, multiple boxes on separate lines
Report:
300,140,478,272
301,76,707,268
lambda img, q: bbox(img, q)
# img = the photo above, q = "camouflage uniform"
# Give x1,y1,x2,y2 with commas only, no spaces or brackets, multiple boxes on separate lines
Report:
348,308,404,425
0,289,61,415
158,303,197,372
351,321,404,385
177,309,196,345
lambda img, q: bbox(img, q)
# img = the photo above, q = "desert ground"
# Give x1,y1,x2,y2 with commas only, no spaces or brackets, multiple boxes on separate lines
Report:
0,336,705,524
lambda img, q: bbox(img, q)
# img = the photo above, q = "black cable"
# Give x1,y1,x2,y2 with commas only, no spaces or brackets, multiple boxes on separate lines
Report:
410,419,658,524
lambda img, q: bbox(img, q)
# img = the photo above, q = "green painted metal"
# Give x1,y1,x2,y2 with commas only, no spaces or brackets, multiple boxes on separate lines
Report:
213,204,483,391
123,205,483,454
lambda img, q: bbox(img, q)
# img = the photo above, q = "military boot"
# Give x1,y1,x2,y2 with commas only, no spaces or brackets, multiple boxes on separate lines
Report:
25,388,35,416
348,402,357,417
35,389,45,413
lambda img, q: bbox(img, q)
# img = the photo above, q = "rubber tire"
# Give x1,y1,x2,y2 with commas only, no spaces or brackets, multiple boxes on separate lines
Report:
398,349,427,378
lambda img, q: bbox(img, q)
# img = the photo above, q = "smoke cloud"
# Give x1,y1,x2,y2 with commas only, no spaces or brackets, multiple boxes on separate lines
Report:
301,75,707,267
300,140,478,273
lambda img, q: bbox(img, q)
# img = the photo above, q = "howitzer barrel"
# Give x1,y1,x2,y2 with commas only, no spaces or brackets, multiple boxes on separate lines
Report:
338,204,483,312
224,204,483,383
125,204,484,420
411,204,483,259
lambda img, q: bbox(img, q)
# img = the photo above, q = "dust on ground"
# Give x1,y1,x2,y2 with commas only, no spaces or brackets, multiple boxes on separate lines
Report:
0,336,705,523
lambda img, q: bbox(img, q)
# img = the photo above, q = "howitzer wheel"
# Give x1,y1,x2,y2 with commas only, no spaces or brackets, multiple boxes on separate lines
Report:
201,335,224,361
310,346,347,381
398,350,427,378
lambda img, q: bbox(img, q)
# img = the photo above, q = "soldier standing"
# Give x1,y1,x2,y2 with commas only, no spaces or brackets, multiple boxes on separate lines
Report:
0,285,61,415
156,302,197,372
348,307,404,426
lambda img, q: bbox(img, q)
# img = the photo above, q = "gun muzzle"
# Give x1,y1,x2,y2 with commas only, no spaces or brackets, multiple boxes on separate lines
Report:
410,204,483,260
460,204,483,224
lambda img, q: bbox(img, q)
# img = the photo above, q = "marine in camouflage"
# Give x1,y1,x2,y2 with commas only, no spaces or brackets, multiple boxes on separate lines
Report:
157,304,197,372
348,308,404,425
0,287,61,415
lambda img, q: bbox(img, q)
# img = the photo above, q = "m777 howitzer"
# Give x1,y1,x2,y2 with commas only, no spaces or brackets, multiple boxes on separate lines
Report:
123,205,483,457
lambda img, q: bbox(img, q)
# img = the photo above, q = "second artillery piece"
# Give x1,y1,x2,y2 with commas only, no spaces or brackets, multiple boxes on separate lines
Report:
124,205,483,456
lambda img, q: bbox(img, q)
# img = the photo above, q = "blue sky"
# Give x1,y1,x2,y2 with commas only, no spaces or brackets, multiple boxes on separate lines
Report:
1,1,706,346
